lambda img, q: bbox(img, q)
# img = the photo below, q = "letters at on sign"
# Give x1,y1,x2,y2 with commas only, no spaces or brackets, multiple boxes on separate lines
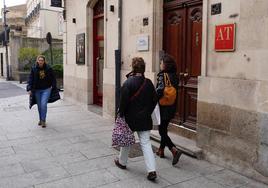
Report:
215,23,236,52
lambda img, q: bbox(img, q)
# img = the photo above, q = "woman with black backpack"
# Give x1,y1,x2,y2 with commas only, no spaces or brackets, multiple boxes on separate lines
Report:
156,54,183,165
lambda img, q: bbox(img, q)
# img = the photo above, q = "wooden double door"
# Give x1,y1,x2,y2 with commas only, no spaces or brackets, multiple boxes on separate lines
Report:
163,0,202,130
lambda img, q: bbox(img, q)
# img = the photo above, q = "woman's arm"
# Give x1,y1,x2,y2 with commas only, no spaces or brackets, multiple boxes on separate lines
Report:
50,68,57,89
118,84,130,117
156,74,165,99
26,68,34,92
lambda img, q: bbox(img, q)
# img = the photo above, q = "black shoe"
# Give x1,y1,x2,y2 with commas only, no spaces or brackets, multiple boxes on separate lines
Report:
41,121,46,128
171,148,183,165
38,121,42,126
147,171,157,181
114,159,126,169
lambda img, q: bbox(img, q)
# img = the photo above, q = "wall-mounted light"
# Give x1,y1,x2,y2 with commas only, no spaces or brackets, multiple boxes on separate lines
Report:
72,18,76,23
110,5,114,12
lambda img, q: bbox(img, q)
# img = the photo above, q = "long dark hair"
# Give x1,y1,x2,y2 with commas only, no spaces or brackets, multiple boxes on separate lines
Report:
162,54,177,72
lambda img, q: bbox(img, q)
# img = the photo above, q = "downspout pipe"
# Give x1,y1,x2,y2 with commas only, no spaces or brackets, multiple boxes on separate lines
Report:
115,0,122,116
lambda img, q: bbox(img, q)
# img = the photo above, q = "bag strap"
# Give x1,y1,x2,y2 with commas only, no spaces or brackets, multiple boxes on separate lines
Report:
130,78,147,101
164,73,171,87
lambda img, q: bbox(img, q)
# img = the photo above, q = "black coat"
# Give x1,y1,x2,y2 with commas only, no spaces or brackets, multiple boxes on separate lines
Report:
156,70,178,121
27,64,60,109
119,74,158,132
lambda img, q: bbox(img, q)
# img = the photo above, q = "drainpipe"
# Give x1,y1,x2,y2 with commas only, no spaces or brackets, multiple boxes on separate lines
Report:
115,0,122,116
3,0,10,80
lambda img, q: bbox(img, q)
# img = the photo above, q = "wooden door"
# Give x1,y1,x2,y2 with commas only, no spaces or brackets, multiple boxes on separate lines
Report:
163,0,202,130
93,0,104,106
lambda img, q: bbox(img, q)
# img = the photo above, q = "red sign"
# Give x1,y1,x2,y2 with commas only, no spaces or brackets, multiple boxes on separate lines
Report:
215,23,236,51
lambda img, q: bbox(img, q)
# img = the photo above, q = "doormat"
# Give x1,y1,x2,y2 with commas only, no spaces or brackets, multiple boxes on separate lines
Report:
114,143,158,158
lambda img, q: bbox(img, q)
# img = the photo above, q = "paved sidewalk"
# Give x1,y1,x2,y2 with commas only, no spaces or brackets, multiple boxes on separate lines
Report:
0,80,267,188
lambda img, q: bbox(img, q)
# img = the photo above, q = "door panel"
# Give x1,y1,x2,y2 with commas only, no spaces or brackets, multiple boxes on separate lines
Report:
163,1,202,130
93,0,104,106
163,9,186,124
97,40,104,96
184,4,202,129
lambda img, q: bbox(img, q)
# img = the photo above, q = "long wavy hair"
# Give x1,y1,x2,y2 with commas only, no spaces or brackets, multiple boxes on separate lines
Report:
162,54,177,72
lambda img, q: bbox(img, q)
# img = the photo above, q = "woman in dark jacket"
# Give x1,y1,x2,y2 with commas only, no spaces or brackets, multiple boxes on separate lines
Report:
27,55,60,128
114,57,158,181
156,54,183,165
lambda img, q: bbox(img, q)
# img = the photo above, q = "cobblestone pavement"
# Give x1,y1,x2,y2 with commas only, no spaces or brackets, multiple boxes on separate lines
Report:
0,79,267,188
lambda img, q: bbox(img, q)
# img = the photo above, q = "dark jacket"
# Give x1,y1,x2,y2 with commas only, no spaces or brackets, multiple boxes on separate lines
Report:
119,73,158,132
27,64,60,109
156,70,178,121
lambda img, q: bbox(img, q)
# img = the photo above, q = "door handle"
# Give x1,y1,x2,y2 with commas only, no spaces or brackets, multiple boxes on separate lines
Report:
196,32,199,46
96,57,100,87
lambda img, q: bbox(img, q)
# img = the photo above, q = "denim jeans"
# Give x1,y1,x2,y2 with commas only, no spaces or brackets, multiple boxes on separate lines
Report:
35,88,51,121
119,131,156,173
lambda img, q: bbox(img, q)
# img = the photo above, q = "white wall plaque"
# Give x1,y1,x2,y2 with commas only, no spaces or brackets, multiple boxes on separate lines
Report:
137,35,149,51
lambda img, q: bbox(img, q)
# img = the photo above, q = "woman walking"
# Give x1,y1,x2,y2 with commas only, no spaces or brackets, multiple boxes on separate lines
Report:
156,54,183,165
27,55,60,128
115,57,158,181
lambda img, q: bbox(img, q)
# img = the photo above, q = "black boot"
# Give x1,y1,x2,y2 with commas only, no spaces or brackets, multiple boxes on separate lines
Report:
170,147,182,165
147,171,157,181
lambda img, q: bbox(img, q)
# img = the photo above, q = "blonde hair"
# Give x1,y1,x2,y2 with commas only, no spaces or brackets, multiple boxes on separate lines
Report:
36,55,46,64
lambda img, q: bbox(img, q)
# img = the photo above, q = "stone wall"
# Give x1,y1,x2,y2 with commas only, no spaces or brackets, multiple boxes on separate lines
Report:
64,0,162,118
63,0,93,107
103,0,161,117
9,34,63,80
198,0,268,184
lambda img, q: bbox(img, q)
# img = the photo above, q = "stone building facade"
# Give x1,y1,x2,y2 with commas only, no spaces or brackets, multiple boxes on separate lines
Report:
63,0,268,184
26,0,63,39
0,4,27,36
0,33,62,80
0,4,27,78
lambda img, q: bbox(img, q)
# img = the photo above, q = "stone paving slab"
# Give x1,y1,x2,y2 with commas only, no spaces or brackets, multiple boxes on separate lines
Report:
0,80,267,188
0,147,15,157
98,175,171,188
239,181,268,188
0,167,70,188
158,166,201,184
63,155,116,176
166,177,227,188
0,163,26,179
35,169,119,188
205,169,252,187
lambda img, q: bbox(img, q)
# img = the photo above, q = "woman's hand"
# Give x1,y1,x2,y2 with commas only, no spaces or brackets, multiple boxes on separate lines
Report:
28,91,32,96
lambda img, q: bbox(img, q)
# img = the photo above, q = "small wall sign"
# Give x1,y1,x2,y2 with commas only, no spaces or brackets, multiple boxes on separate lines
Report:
137,35,149,51
143,17,149,26
215,23,236,52
211,3,221,15
51,0,62,7
76,33,85,64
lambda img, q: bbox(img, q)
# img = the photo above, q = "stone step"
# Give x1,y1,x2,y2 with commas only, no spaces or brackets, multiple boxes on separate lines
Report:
150,130,203,159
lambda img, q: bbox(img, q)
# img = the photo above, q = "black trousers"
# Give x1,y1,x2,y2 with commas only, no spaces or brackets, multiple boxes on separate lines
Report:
158,119,175,150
